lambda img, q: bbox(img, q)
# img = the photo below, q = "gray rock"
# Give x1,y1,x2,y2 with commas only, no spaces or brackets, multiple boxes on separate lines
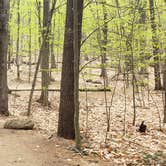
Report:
4,118,34,130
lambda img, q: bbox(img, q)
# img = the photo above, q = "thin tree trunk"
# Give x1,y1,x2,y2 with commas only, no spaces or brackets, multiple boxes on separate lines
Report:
50,17,56,69
73,0,81,150
8,34,12,70
129,0,139,126
36,0,42,47
163,0,166,123
27,0,56,115
39,0,50,105
100,0,108,83
149,0,162,90
138,2,147,75
16,0,20,80
163,71,166,123
28,11,32,83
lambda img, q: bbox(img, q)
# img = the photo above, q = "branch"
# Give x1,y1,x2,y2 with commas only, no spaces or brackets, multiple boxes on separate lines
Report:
81,16,115,46
79,56,100,73
10,88,111,92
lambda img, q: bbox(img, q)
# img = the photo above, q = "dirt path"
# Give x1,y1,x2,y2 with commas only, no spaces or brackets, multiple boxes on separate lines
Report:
0,129,59,166
0,124,110,166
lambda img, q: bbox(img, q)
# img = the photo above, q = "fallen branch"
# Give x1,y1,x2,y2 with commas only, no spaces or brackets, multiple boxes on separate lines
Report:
9,88,112,92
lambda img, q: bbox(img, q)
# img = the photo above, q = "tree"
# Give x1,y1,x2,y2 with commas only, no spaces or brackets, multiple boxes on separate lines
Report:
58,0,83,139
100,0,108,84
149,0,162,90
28,10,32,83
163,0,166,123
73,0,82,150
15,0,21,80
50,17,57,69
0,0,9,116
163,71,166,123
27,0,56,115
138,1,147,75
38,0,50,105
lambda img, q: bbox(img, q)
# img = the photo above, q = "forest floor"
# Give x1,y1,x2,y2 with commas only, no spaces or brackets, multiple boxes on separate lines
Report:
0,120,109,166
3,65,166,165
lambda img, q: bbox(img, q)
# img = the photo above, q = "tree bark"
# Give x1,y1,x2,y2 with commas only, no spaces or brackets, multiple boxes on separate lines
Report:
58,0,83,139
39,0,50,105
73,0,81,150
138,1,147,75
50,17,56,69
27,0,56,115
0,0,9,116
28,11,32,83
163,71,166,123
149,0,162,90
100,0,108,83
16,0,20,80
163,0,166,123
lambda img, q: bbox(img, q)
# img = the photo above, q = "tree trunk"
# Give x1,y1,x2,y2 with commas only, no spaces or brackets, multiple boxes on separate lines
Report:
16,0,20,80
100,0,108,83
73,0,82,150
39,0,50,105
163,68,166,123
58,0,83,139
138,1,147,75
28,11,32,83
149,0,162,90
36,0,42,47
163,0,166,123
8,34,12,70
50,17,56,69
0,0,9,116
27,0,56,116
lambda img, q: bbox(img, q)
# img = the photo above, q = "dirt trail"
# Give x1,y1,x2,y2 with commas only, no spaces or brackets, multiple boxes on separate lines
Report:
0,121,110,166
0,129,58,166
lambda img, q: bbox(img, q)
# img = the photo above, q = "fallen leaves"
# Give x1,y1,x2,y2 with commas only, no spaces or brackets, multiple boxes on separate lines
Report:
6,65,166,165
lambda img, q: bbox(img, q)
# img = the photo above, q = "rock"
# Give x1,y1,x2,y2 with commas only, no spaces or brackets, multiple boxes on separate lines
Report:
4,118,34,130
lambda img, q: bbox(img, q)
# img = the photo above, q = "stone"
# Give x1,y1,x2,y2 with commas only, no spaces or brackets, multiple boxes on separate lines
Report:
4,118,34,130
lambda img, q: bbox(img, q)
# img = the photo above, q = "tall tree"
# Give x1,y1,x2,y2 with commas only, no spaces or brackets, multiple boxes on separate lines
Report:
27,0,56,115
73,0,82,150
149,0,162,90
0,0,9,116
58,0,83,139
15,0,20,80
100,0,108,84
50,17,56,69
138,1,147,75
163,0,166,123
38,0,50,105
28,10,32,83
